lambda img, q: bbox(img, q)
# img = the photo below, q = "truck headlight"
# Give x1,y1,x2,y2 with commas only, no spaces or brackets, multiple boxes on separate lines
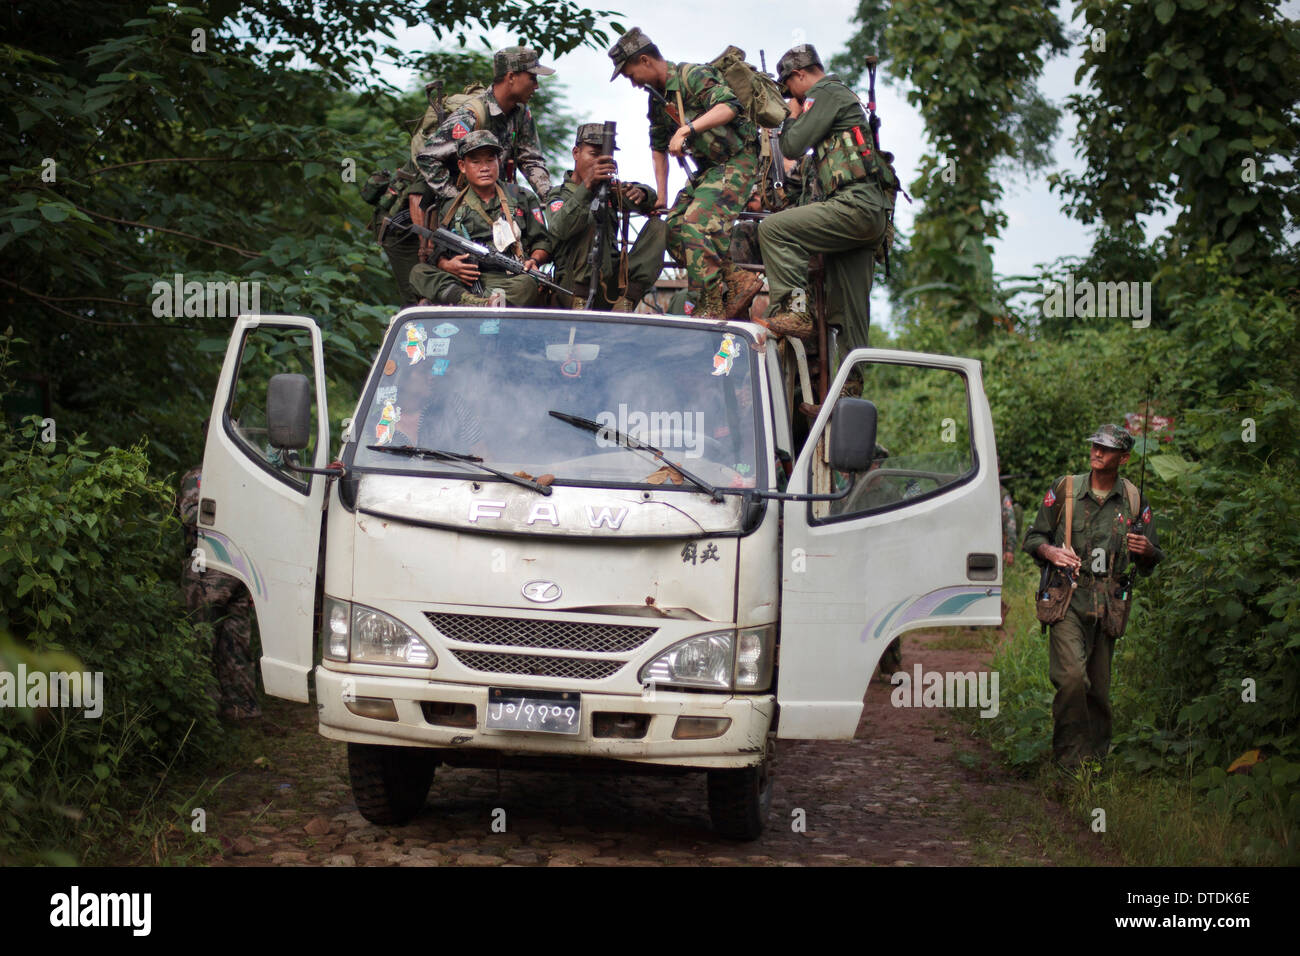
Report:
734,624,775,691
321,598,436,667
640,631,733,690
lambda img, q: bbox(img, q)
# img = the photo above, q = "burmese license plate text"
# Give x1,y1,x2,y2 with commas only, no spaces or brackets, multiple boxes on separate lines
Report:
486,689,581,734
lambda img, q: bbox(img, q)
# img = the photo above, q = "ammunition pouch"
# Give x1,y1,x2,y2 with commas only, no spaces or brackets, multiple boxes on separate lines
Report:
1035,564,1074,627
1103,573,1134,638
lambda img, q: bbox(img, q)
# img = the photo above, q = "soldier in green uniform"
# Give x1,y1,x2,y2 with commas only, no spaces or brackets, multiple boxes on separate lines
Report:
547,123,667,311
609,28,763,320
1023,424,1163,766
758,45,890,343
177,455,260,720
409,131,554,307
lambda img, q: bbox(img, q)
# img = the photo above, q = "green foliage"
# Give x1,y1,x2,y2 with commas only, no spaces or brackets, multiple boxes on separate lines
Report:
0,398,220,863
1052,0,1300,268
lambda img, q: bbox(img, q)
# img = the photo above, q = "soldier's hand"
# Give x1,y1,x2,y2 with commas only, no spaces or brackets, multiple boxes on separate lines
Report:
787,97,803,116
1126,533,1153,557
1044,544,1081,571
623,184,646,206
582,156,618,190
668,126,690,157
441,253,480,283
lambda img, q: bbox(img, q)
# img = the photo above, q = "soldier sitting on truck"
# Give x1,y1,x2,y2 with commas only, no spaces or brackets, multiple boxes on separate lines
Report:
409,131,554,307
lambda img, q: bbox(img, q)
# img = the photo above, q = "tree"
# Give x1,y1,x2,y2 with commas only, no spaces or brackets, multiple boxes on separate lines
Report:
831,0,1067,340
1051,0,1300,269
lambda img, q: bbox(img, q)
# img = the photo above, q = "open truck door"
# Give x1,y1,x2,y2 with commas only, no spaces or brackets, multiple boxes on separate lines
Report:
198,315,328,702
777,349,1002,739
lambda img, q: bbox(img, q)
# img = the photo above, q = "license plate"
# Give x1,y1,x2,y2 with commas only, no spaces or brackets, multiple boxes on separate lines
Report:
485,688,581,734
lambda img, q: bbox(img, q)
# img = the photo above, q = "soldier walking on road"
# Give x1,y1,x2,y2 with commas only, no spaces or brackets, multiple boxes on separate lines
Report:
547,123,667,311
1023,424,1163,767
178,441,260,721
609,28,763,320
758,45,890,343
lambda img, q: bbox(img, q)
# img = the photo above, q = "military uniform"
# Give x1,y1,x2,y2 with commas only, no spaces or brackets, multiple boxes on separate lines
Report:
547,124,667,310
609,28,761,316
758,46,890,346
177,466,260,720
409,131,554,307
1023,425,1164,764
414,47,554,203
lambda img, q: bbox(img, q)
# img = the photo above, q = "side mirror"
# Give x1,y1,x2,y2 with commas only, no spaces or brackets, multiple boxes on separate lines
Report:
828,398,878,472
267,373,313,450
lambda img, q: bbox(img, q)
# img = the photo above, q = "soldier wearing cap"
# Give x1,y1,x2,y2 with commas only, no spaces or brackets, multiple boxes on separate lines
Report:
409,130,553,307
414,46,555,212
546,123,667,311
757,44,892,344
1023,423,1164,766
608,27,764,320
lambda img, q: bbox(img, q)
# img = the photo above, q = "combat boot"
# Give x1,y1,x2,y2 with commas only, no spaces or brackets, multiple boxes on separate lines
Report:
610,281,647,313
696,283,728,319
569,283,590,310
764,309,815,339
721,263,763,320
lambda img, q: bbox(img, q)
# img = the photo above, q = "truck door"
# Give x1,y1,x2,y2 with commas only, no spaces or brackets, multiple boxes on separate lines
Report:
777,349,1002,739
198,315,328,702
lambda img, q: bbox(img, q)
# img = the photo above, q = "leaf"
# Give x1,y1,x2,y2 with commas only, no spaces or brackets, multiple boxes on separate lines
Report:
1148,454,1195,482
1154,0,1175,23
38,204,71,222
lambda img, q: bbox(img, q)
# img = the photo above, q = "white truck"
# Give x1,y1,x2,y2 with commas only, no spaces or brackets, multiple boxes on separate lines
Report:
199,307,1002,839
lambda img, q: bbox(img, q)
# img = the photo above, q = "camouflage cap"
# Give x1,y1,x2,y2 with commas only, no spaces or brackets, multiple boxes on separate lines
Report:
1086,423,1135,452
456,129,503,158
608,27,655,81
494,46,555,77
776,44,823,84
574,123,619,151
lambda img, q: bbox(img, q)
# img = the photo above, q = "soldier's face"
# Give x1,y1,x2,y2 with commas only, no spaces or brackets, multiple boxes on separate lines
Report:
786,70,816,99
573,143,601,180
1089,443,1129,473
505,70,539,101
459,149,501,187
620,56,660,91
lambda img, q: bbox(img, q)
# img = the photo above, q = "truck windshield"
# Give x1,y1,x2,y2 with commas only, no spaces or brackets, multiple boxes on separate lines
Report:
350,314,761,490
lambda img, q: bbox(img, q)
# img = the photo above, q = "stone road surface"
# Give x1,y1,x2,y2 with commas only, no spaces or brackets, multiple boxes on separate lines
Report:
205,632,1091,867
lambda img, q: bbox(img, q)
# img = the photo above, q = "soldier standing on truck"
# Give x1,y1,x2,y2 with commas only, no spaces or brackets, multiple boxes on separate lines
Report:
177,426,261,721
408,131,554,307
547,123,668,311
757,45,890,344
608,27,764,321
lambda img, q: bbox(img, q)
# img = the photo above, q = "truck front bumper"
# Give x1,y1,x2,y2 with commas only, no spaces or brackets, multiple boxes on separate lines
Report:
314,666,772,769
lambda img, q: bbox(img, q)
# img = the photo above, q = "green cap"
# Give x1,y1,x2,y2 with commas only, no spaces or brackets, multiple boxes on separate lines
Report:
457,129,503,158
608,27,654,81
574,122,618,150
776,44,822,84
494,46,555,77
1086,423,1134,451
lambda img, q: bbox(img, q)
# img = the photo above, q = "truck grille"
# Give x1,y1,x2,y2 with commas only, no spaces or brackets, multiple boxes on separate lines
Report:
450,650,624,681
426,612,655,653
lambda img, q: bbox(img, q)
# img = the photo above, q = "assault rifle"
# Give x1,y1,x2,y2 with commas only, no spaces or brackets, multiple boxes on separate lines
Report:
382,218,575,299
758,51,787,209
585,121,617,309
862,55,892,278
644,85,700,182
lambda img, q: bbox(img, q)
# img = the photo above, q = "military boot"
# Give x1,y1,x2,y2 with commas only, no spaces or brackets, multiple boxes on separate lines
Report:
696,283,728,319
610,281,647,313
569,283,590,310
721,263,763,320
764,309,815,340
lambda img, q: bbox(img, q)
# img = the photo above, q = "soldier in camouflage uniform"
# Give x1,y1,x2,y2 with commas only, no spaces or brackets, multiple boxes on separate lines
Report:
547,123,667,311
177,462,260,720
1023,424,1163,766
409,131,554,307
415,47,554,204
758,45,890,343
609,27,763,320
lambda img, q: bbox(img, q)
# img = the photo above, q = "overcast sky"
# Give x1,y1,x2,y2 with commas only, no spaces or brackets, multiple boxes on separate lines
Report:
376,0,1294,330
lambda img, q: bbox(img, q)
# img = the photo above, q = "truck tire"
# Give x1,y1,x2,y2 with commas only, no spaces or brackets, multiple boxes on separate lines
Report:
347,743,437,825
706,758,773,841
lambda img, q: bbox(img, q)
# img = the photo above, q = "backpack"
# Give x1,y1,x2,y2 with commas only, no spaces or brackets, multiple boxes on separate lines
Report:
700,46,789,130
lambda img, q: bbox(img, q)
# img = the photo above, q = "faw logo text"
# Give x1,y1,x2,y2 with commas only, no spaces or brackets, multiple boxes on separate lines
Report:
468,500,628,529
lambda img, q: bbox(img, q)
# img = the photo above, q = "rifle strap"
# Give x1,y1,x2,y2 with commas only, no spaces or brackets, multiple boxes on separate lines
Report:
1060,475,1075,551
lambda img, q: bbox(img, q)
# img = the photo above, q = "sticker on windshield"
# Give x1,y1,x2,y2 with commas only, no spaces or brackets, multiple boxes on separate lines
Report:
427,337,451,357
479,318,500,334
430,358,450,376
375,402,401,446
432,322,459,337
403,322,428,364
374,385,397,406
383,359,396,376
712,333,739,377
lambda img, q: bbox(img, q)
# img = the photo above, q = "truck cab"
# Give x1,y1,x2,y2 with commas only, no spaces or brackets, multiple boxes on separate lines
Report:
199,308,1002,839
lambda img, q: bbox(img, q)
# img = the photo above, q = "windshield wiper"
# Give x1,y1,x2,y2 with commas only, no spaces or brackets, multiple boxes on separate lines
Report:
547,410,722,502
366,444,552,496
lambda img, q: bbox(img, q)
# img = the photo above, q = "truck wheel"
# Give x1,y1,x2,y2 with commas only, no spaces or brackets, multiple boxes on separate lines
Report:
347,743,437,825
706,758,773,841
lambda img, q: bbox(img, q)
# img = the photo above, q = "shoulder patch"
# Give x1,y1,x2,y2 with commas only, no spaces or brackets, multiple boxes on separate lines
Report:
803,97,815,112
532,208,544,224
1043,488,1057,508
451,122,469,139
549,198,564,213
1141,505,1152,524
